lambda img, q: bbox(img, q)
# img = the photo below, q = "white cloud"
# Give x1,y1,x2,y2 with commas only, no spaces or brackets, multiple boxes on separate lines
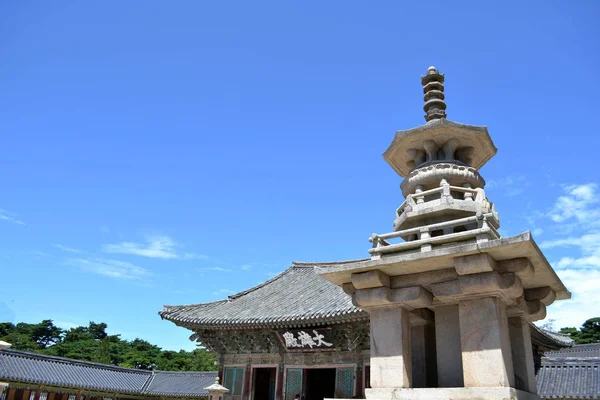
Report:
53,244,85,254
212,288,235,296
210,267,232,272
103,235,207,260
486,175,529,197
240,262,281,271
547,267,600,329
54,320,83,330
538,183,600,330
541,232,600,254
548,183,599,225
66,258,151,280
0,209,25,225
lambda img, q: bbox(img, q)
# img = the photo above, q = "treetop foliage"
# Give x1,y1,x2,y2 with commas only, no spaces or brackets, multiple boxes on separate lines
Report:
0,320,216,371
559,317,600,344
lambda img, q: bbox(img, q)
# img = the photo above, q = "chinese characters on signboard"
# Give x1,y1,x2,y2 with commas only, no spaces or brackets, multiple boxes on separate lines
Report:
281,329,333,350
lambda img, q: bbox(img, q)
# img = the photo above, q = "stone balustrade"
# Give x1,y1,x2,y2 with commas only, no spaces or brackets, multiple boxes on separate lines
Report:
370,212,500,257
396,183,485,218
393,179,498,233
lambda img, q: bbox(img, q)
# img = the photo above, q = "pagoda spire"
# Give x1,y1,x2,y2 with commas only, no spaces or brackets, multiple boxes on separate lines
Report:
421,66,447,122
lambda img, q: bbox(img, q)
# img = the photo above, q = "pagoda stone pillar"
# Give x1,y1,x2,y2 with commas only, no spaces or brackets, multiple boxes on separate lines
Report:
369,305,412,388
410,309,437,388
316,66,571,400
434,305,463,387
459,297,514,387
508,316,537,393
507,287,554,394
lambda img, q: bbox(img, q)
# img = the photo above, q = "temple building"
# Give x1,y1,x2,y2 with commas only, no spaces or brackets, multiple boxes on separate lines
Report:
159,67,574,400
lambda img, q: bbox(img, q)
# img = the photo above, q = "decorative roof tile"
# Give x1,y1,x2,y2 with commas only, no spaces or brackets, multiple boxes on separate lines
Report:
159,263,369,329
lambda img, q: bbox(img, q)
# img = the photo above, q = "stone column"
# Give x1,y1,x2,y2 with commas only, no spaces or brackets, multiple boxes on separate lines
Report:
508,316,538,393
459,297,514,388
411,320,437,388
369,305,412,388
434,305,463,387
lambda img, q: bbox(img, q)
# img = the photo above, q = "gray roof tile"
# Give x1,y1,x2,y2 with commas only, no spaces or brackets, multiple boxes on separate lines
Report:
144,371,216,397
0,350,216,397
546,343,600,358
530,325,575,350
537,357,600,399
0,350,148,394
159,263,369,329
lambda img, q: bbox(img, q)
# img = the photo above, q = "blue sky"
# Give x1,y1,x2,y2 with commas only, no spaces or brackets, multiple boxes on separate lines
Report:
1,1,599,351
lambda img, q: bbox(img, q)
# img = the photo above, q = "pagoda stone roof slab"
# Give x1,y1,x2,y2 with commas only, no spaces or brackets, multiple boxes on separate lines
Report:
315,232,570,301
383,119,497,177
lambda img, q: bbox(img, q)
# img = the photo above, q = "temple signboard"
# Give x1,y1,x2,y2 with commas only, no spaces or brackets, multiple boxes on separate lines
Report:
277,328,333,351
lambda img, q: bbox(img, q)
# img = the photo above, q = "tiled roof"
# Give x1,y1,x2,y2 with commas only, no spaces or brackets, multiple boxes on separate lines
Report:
531,325,575,350
0,349,216,397
546,343,600,358
144,371,217,397
537,357,600,399
159,263,369,329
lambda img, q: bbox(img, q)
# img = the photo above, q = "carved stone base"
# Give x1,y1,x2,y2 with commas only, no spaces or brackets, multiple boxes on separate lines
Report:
362,387,539,400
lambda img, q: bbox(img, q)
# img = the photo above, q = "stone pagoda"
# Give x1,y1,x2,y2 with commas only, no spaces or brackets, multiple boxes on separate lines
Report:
316,67,570,400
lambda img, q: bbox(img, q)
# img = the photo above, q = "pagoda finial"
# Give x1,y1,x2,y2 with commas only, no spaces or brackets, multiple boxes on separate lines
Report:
421,66,447,122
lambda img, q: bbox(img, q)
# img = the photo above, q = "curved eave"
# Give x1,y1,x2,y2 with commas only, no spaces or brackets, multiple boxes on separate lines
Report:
162,311,370,331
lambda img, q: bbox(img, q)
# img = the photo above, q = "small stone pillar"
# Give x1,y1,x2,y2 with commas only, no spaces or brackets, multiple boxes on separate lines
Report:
204,377,229,400
509,316,538,393
411,318,437,388
369,305,412,388
458,297,514,388
434,305,463,387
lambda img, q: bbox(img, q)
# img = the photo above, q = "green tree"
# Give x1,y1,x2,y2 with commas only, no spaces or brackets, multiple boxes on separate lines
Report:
559,317,600,344
0,320,63,351
31,320,63,348
0,319,217,372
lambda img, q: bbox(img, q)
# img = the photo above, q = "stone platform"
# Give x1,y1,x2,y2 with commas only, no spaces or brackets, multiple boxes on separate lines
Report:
363,387,539,400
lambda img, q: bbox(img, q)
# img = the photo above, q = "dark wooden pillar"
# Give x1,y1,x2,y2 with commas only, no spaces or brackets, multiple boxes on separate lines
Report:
354,363,363,398
275,364,284,400
6,387,16,400
217,354,224,384
21,390,31,400
242,362,252,400
46,392,55,400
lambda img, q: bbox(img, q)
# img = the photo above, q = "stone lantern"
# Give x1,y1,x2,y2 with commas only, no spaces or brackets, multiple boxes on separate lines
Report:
316,67,569,400
204,377,229,400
